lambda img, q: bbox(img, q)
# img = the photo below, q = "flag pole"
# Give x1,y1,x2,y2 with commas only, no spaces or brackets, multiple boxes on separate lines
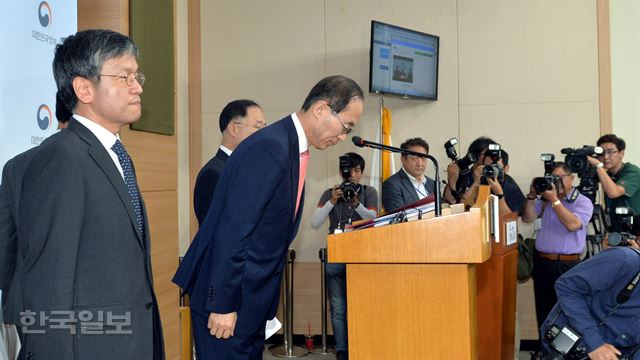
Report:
379,97,384,211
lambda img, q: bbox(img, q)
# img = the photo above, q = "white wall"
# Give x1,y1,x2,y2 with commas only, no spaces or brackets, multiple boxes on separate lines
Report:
196,0,601,260
610,0,640,164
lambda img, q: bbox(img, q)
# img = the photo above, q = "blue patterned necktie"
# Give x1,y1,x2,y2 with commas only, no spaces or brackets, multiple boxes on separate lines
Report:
111,139,144,238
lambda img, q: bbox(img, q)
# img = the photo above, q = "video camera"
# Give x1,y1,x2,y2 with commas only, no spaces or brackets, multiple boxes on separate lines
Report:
533,154,559,194
338,155,360,201
481,144,504,183
560,146,604,203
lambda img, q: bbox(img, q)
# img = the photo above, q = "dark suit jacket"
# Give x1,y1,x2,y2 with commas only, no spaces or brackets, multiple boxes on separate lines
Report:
15,119,164,359
381,169,435,212
193,148,229,225
0,147,38,324
174,115,304,337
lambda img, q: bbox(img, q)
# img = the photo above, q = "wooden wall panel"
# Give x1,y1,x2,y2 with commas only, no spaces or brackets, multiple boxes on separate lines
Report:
145,191,180,359
123,128,178,191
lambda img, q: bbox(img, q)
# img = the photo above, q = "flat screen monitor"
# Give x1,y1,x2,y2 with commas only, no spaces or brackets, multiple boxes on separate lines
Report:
369,20,439,100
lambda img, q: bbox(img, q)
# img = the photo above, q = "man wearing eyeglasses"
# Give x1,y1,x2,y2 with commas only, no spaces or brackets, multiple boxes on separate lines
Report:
587,134,640,231
7,30,164,359
522,162,593,353
174,75,363,359
381,137,435,212
193,99,266,225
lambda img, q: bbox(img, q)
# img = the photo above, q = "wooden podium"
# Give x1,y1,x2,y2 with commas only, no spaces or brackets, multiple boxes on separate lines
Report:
327,187,517,360
328,187,494,359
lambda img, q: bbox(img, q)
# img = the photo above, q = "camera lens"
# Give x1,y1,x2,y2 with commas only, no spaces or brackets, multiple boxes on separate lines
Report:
533,177,552,194
483,164,499,178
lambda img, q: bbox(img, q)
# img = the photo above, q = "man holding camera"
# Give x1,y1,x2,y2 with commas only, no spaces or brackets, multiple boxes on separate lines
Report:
311,152,378,360
444,137,525,215
522,162,594,348
587,134,640,230
382,137,434,212
540,243,640,360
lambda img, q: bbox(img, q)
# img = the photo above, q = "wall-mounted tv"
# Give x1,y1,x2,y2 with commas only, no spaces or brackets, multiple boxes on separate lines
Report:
369,20,439,100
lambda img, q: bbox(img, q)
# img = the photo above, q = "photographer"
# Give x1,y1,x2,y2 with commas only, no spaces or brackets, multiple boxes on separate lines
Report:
587,134,640,229
444,136,525,215
522,162,594,349
310,152,378,360
541,243,640,360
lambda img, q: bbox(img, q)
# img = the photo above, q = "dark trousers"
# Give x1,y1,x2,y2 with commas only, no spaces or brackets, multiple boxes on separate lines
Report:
532,255,580,348
192,310,266,360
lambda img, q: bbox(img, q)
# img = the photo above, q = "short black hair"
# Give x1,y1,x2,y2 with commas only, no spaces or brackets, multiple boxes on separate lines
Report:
551,161,571,174
597,134,626,151
400,137,429,157
467,136,497,159
55,91,72,123
501,149,510,166
53,29,138,112
301,75,363,113
345,152,365,171
219,99,260,132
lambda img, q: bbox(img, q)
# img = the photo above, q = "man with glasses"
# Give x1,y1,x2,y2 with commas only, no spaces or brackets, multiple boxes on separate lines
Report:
522,162,593,352
382,137,435,212
4,30,164,359
193,99,266,225
587,134,640,230
174,75,363,359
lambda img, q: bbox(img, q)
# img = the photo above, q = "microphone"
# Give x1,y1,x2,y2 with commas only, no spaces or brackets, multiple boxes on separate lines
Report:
352,136,365,148
352,136,442,217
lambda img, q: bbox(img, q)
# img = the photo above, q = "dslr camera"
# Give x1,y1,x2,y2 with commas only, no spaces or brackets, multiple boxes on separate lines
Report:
444,138,476,171
481,144,504,183
338,155,360,201
444,138,476,199
533,154,559,194
607,207,638,246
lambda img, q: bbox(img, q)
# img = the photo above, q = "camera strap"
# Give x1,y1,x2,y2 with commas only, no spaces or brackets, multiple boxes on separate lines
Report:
615,247,640,305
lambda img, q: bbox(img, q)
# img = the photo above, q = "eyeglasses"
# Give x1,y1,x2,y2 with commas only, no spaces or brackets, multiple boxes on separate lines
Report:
599,149,619,157
99,72,146,87
233,121,267,130
328,105,353,135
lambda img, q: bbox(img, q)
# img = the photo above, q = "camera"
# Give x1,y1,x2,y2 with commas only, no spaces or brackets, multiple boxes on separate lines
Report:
561,146,603,203
444,138,476,200
607,207,639,246
533,175,560,194
444,138,476,170
338,155,360,201
561,146,603,175
543,324,588,360
480,144,504,183
533,154,559,194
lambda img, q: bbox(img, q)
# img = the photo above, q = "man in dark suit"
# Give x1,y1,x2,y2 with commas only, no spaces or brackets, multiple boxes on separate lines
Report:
194,99,265,225
6,30,164,359
1,93,71,328
382,137,435,211
174,75,364,359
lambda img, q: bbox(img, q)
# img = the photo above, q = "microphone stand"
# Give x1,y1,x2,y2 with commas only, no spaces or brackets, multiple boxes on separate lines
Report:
355,139,442,217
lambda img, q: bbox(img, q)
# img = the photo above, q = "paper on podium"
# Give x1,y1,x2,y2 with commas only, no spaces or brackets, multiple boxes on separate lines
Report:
348,194,436,230
265,317,282,340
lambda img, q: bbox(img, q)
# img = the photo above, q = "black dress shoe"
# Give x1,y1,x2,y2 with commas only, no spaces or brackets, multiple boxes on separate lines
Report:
336,350,349,360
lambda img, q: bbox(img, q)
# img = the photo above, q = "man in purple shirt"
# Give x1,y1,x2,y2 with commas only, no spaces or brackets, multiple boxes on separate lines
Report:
522,161,593,350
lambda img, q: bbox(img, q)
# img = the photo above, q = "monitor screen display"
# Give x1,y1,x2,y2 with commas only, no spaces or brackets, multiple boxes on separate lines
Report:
369,21,439,100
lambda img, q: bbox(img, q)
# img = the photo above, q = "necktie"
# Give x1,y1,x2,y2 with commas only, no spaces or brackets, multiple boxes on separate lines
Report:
295,150,310,216
111,139,144,238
